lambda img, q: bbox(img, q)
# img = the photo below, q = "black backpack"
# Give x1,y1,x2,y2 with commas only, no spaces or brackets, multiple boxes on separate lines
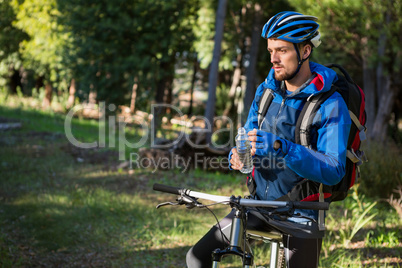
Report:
256,63,367,203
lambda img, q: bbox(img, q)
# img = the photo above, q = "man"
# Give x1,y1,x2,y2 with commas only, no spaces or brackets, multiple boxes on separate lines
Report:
187,11,351,267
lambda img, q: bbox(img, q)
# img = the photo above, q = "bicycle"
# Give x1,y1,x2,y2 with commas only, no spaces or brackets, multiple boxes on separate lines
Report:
153,183,329,268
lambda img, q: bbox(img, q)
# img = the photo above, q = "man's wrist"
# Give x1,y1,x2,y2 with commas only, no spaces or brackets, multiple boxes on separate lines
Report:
273,138,288,157
273,140,282,151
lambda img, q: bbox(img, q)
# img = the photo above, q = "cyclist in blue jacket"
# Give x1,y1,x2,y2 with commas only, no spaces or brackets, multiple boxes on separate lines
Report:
187,11,351,268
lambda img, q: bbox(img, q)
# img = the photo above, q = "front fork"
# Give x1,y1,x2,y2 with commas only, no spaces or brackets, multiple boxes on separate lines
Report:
212,208,253,268
269,241,280,268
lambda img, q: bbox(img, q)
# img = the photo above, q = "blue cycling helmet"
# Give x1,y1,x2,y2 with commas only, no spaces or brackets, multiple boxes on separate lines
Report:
262,11,321,48
262,11,322,80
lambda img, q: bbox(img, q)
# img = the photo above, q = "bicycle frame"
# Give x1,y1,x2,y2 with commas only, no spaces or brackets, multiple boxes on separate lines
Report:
153,183,328,268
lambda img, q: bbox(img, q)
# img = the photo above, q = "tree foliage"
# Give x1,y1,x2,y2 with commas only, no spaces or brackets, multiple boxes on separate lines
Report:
0,0,28,91
11,0,71,85
0,0,27,60
0,0,400,142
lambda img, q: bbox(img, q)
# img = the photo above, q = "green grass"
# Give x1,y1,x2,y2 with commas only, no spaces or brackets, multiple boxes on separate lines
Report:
0,96,401,267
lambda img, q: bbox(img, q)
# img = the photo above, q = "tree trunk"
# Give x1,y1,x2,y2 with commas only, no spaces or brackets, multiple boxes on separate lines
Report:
35,76,44,95
88,89,97,106
361,33,377,137
371,7,400,142
222,52,242,118
222,5,247,119
371,77,396,142
42,83,53,109
153,61,174,140
66,78,76,109
376,31,387,101
242,2,263,125
204,0,228,144
188,59,198,116
9,69,22,94
130,76,139,114
164,77,173,115
375,10,391,114
156,62,174,113
362,56,377,135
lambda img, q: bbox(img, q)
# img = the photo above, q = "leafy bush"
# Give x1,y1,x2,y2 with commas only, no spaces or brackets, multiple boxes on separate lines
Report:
358,141,402,199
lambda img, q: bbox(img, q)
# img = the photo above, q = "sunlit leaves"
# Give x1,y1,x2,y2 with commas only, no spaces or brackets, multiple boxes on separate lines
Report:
10,0,71,79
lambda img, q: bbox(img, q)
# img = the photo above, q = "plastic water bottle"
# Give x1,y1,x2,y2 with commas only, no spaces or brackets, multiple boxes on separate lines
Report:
235,127,253,174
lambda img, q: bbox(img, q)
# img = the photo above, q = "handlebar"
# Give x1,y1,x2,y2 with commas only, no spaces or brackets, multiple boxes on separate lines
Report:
153,183,329,211
153,183,182,195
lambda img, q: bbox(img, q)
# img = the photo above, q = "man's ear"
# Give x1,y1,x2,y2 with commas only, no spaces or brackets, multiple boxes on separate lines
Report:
302,44,312,60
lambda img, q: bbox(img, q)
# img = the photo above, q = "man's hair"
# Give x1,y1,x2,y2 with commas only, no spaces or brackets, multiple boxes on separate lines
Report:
297,40,314,59
297,40,313,51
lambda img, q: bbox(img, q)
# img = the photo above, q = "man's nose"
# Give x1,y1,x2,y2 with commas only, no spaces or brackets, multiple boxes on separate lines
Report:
270,52,279,63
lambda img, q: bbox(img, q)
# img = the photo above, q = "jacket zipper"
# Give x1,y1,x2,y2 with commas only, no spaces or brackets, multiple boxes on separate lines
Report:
264,96,287,199
274,96,287,134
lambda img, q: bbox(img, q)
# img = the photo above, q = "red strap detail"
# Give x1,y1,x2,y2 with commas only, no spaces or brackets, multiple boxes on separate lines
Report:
247,167,256,185
350,163,356,187
351,85,366,150
310,73,324,91
357,85,366,123
351,132,360,150
301,192,332,202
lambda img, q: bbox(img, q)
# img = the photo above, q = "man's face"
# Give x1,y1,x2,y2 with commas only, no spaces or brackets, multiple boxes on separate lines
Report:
267,39,299,81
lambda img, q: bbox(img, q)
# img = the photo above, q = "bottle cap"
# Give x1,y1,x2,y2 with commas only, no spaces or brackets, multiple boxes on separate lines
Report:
238,127,246,134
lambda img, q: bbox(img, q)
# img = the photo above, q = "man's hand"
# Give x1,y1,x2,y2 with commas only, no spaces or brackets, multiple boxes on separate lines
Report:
248,129,257,156
229,147,243,170
248,129,281,156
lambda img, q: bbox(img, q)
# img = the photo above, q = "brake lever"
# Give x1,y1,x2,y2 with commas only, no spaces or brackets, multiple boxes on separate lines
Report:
156,201,181,209
178,195,201,209
156,195,202,209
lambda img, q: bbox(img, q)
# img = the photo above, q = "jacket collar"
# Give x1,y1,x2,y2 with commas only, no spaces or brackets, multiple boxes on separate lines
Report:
263,62,337,97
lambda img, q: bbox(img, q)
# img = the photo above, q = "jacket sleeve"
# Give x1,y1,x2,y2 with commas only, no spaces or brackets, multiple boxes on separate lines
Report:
283,93,351,186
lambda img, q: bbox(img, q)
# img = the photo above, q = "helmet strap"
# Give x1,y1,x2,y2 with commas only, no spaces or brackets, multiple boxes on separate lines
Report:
287,43,310,81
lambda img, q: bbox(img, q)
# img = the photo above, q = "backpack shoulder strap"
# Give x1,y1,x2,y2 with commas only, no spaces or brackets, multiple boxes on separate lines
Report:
324,63,354,83
257,88,274,128
296,87,337,146
349,110,367,141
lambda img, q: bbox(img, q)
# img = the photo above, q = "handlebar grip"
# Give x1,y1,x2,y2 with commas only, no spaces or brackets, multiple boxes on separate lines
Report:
153,183,182,195
292,201,329,210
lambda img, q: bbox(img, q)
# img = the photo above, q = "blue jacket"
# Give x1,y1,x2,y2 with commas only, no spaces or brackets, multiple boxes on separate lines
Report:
239,62,351,217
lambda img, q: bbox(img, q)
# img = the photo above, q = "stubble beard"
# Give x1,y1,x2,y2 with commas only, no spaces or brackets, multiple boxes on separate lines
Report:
274,70,293,81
